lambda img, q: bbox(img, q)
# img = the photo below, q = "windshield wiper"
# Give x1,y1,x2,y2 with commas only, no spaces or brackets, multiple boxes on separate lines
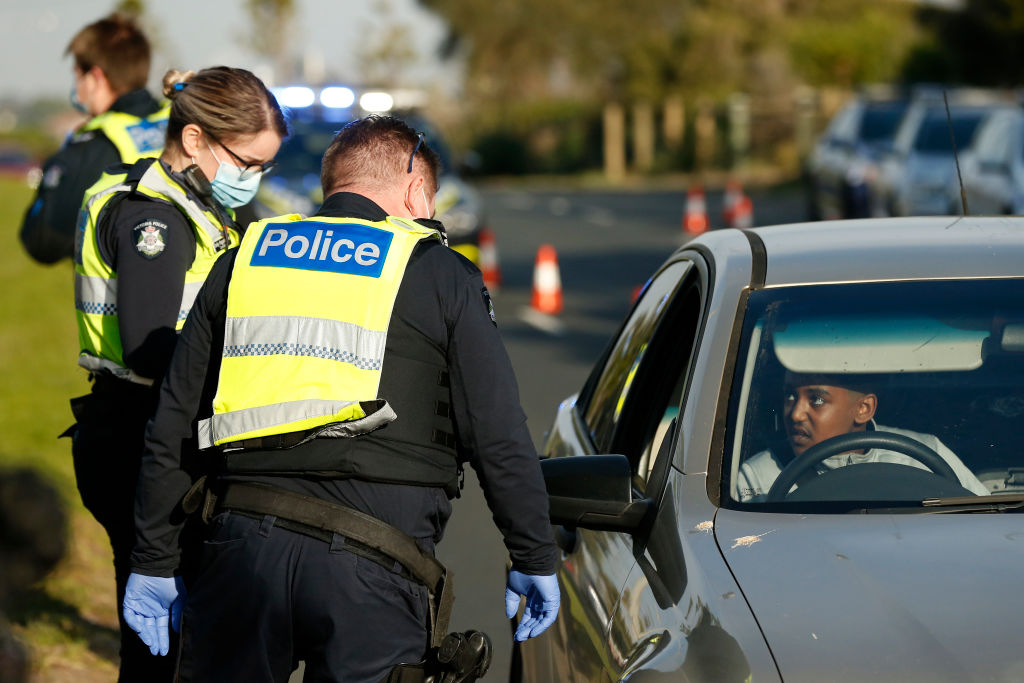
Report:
921,492,1024,513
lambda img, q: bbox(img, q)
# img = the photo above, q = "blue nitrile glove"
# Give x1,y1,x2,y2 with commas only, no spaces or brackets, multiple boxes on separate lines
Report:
504,569,560,642
123,573,186,656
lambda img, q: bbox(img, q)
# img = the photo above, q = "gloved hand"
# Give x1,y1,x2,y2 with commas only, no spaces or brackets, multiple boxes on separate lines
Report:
122,573,186,656
504,569,560,642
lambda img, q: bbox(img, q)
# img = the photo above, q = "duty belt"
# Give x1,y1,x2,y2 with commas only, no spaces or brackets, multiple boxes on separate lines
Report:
198,481,455,647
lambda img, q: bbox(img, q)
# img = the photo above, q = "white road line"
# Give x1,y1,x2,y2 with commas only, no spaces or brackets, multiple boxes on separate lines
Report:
518,307,567,336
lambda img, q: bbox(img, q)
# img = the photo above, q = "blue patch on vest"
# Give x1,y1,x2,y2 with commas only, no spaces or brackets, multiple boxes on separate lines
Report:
74,208,89,265
125,118,167,153
250,222,393,278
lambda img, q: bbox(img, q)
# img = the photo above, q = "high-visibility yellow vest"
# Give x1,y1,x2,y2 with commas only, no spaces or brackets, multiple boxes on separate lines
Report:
80,104,170,163
75,158,239,385
197,214,442,449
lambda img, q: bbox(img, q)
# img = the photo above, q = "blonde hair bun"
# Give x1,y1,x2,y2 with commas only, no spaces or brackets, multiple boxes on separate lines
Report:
162,69,196,99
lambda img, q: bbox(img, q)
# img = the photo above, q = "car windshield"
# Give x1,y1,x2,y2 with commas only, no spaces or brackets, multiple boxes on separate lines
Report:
912,110,986,153
858,103,907,142
723,279,1024,511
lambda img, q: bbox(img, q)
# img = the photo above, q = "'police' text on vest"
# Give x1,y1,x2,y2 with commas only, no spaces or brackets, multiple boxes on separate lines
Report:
251,222,393,277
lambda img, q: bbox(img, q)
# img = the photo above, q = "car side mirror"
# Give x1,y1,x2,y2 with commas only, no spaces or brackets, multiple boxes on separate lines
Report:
541,455,653,533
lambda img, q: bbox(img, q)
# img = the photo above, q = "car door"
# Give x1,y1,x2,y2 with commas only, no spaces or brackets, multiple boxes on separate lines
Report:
546,256,705,681
592,255,756,682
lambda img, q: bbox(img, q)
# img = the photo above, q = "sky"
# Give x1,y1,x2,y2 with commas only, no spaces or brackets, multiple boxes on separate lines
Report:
0,0,453,102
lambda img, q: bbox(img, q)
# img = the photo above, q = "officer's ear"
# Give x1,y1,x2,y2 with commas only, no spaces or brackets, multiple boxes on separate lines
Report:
90,66,113,93
181,124,204,161
402,173,422,206
406,173,425,196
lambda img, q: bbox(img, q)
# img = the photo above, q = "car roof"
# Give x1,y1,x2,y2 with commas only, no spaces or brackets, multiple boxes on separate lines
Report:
702,216,1024,287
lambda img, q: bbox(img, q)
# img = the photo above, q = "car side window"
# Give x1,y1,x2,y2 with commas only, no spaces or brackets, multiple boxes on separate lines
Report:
616,273,703,487
583,261,692,453
582,260,705,490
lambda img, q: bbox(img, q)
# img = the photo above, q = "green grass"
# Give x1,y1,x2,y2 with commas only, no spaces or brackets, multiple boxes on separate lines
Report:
0,177,119,681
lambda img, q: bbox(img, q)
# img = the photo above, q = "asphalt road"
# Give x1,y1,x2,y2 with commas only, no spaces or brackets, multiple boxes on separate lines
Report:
435,182,810,681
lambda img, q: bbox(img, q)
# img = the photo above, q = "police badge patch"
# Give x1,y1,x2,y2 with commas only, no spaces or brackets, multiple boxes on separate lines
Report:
133,220,168,259
482,287,497,327
42,163,64,189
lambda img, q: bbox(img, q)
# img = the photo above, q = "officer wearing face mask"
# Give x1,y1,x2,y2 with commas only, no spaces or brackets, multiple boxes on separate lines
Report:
20,13,167,265
70,66,285,683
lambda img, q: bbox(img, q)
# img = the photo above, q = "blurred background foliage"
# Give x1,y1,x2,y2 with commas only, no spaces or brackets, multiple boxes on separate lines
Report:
416,0,1024,175
5,0,1024,179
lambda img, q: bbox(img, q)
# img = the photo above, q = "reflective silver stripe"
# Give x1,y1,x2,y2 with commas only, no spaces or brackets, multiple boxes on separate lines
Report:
139,164,225,248
85,181,132,215
75,274,117,316
178,280,205,322
78,181,132,274
78,355,155,386
222,315,386,371
197,398,366,448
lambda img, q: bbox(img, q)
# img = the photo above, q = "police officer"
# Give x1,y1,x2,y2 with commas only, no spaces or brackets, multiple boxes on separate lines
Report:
72,66,285,682
20,13,167,264
124,115,560,682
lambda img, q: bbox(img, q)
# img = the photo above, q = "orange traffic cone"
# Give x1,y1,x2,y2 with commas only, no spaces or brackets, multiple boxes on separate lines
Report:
531,244,563,315
478,227,501,292
684,185,709,235
722,178,743,228
732,194,754,229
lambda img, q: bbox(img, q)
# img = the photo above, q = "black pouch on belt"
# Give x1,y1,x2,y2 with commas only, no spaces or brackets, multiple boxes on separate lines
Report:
382,630,492,683
180,475,219,524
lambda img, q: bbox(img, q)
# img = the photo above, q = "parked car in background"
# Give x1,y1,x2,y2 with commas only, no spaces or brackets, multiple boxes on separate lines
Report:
954,105,1024,215
249,86,491,266
519,216,1024,682
870,91,996,217
806,91,908,219
0,145,39,185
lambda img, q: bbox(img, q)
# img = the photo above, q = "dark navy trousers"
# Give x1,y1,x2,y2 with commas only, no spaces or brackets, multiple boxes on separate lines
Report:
177,511,431,683
70,386,177,683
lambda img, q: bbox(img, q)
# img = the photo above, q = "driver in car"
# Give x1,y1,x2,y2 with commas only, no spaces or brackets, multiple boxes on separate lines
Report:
736,373,989,502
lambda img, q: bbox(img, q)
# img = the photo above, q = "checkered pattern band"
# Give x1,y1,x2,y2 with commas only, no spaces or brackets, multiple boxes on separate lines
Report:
76,299,117,316
223,342,382,371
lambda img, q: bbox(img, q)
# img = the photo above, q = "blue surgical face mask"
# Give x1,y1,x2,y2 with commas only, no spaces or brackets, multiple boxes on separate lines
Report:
70,81,88,114
206,143,262,208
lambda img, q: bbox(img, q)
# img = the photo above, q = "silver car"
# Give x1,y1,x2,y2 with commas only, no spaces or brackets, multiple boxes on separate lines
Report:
520,217,1024,682
871,94,994,217
956,105,1024,215
806,94,907,220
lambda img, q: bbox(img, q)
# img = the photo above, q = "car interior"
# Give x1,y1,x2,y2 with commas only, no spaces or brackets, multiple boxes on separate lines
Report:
726,280,1024,506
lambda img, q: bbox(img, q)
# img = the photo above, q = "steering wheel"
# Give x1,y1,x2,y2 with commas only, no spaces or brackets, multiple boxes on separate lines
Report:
765,431,959,503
